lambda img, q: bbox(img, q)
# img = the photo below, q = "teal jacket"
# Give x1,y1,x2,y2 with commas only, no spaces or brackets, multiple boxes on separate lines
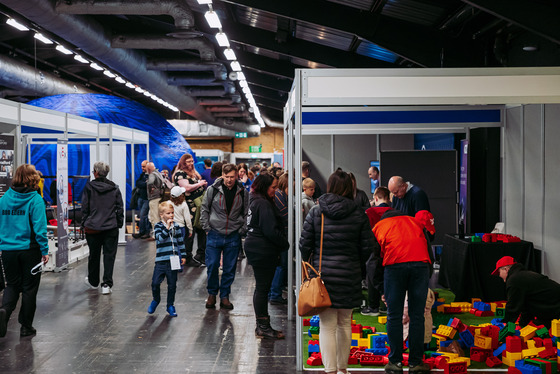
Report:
0,187,48,255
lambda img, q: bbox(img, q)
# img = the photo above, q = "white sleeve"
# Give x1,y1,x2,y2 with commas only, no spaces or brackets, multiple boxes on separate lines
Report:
183,202,193,234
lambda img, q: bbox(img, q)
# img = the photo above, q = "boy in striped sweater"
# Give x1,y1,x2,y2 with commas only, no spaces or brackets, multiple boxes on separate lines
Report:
148,201,186,317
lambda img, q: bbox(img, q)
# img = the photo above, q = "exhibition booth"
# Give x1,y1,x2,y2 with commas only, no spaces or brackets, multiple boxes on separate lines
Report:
283,67,560,370
0,98,149,271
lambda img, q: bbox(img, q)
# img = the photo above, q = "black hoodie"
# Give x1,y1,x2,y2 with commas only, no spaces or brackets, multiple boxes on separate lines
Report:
299,193,374,309
81,177,124,231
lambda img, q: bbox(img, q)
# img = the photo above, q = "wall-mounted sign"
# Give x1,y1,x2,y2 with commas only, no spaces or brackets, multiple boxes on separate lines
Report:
0,134,14,198
249,145,262,153
235,132,248,138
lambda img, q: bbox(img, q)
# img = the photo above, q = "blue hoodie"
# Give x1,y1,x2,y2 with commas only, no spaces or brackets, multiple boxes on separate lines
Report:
0,187,48,255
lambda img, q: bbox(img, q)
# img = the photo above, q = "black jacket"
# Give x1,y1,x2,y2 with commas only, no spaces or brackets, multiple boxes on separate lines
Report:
244,193,289,267
299,193,374,309
81,177,124,231
135,172,148,200
504,263,560,326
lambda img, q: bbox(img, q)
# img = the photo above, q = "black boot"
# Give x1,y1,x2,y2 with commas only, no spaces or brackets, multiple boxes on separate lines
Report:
255,316,285,339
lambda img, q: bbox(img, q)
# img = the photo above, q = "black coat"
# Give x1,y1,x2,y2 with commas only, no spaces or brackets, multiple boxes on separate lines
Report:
81,177,124,231
504,263,560,326
299,193,374,309
244,193,289,267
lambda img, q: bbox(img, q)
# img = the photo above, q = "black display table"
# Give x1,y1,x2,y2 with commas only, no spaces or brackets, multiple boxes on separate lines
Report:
438,234,537,302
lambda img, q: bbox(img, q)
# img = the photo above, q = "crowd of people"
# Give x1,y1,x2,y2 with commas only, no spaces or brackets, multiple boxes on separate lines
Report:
1,157,560,374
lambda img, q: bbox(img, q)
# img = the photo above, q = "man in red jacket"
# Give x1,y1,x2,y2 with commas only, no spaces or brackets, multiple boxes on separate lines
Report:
369,210,433,374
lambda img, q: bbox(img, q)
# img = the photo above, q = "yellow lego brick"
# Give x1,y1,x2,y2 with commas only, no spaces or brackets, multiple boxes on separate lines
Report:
437,304,450,313
551,319,560,337
351,319,356,325
432,334,447,342
449,357,471,367
311,334,319,340
520,325,538,342
378,316,387,324
527,340,536,349
504,351,523,361
439,353,459,359
502,355,517,367
490,303,497,312
471,298,481,304
436,325,457,339
352,333,361,340
522,346,545,358
437,298,446,303
451,302,472,313
358,338,370,348
474,334,492,349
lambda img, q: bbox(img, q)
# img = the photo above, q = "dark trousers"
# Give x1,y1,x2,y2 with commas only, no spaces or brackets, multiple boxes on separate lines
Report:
1,249,42,329
151,261,178,307
186,227,206,261
269,250,288,300
252,263,278,318
384,262,429,366
85,228,119,287
137,198,151,235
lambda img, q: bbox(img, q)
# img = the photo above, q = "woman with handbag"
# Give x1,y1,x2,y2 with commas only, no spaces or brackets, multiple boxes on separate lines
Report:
173,153,207,266
299,169,374,374
244,172,289,339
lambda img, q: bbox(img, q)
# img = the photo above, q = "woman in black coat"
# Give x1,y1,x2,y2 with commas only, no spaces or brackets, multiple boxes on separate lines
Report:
244,172,289,339
299,169,374,374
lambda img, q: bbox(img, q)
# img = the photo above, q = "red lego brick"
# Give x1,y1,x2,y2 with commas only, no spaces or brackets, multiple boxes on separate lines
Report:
543,339,554,349
471,347,492,362
507,336,524,353
307,353,323,366
508,367,523,374
351,324,362,333
348,356,359,365
537,348,557,359
360,355,387,366
303,318,311,326
435,355,450,369
443,361,468,374
444,306,463,314
486,356,503,368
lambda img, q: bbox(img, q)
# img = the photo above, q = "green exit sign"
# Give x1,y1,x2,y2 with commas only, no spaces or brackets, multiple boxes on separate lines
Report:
249,145,262,153
235,132,247,138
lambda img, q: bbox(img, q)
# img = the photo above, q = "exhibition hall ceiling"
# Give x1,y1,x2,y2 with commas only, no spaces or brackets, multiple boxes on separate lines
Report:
0,0,558,132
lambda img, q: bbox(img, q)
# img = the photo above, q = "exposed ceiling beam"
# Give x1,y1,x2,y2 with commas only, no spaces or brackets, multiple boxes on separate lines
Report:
249,84,288,102
224,23,396,69
253,95,285,110
242,69,292,93
234,49,298,80
461,0,560,45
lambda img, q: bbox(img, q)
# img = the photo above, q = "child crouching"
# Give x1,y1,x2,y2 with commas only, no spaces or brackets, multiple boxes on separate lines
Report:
148,201,186,317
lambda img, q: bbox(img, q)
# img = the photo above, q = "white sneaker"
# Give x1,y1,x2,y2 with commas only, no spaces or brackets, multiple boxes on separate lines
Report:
101,284,112,294
84,277,98,290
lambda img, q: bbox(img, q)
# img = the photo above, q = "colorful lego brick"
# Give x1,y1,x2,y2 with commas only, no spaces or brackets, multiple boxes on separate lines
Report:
471,298,482,304
551,320,560,337
459,330,475,348
475,334,493,349
437,304,449,313
526,358,558,374
307,353,323,366
503,355,522,367
308,326,320,337
365,348,389,355
444,306,463,314
449,357,471,367
509,367,523,374
369,334,387,349
347,356,358,365
352,333,361,340
474,301,492,311
494,343,507,357
496,308,506,319
520,326,538,342
522,347,546,358
450,302,472,313
515,361,542,374
358,338,370,348
303,318,311,326
435,355,450,369
437,325,457,339
486,356,503,368
308,340,320,357
470,347,492,362
309,315,320,327
537,328,551,339
443,360,468,374
362,328,373,337
501,322,521,341
543,339,554,349
351,324,363,333
360,354,387,366
378,316,387,324
537,348,557,359
471,235,482,242
351,339,358,347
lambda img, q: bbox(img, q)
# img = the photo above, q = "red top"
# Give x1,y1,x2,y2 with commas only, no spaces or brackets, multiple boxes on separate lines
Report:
365,206,392,229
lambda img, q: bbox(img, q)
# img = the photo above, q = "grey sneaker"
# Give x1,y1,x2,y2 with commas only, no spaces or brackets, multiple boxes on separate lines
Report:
101,284,112,295
409,363,431,373
360,306,380,316
84,277,98,290
385,361,403,374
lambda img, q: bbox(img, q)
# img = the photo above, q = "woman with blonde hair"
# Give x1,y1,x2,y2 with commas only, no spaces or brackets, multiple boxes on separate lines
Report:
173,153,207,266
0,164,49,338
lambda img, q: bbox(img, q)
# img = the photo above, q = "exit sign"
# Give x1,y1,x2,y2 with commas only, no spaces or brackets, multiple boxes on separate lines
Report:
249,145,262,153
235,132,247,138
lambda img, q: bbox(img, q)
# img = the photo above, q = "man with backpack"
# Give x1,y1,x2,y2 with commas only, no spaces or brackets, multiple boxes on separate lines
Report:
146,162,169,240
200,163,248,310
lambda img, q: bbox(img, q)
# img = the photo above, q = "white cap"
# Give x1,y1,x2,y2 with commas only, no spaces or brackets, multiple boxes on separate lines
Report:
170,186,185,198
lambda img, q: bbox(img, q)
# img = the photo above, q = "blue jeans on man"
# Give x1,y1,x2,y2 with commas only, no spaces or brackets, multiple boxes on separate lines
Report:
205,230,240,298
384,261,429,367
137,197,150,235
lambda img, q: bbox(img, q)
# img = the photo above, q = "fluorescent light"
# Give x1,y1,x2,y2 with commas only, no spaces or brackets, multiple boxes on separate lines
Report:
170,106,179,112
239,80,248,89
204,11,221,28
236,72,246,81
156,98,164,104
103,70,116,78
197,0,212,4
56,45,73,55
34,33,53,44
223,48,236,60
143,91,151,97
90,62,103,71
230,61,241,71
74,54,89,63
6,19,29,31
242,86,251,94
215,32,229,47
115,76,126,84
125,82,135,88
135,87,145,93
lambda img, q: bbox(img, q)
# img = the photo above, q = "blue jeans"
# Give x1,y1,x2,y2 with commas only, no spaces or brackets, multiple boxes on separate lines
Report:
268,250,288,300
384,262,429,366
151,261,178,307
137,197,150,235
205,230,240,298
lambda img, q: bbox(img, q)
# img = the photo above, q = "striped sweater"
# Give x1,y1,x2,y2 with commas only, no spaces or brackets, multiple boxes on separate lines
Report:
154,221,186,263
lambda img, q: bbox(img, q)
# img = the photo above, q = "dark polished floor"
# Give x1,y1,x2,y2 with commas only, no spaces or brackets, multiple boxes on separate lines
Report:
0,237,298,374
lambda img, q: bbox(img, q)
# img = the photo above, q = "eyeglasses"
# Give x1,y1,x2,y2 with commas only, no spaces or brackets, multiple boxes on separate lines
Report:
31,262,44,275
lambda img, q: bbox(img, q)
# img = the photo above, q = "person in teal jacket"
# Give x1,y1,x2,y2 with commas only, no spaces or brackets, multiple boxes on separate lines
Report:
0,164,49,338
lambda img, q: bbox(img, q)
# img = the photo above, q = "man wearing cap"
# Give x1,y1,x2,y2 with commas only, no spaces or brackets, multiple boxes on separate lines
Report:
492,256,560,328
200,163,248,310
388,176,430,217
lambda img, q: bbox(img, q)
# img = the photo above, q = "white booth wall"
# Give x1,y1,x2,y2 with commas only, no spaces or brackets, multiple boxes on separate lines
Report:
504,104,560,281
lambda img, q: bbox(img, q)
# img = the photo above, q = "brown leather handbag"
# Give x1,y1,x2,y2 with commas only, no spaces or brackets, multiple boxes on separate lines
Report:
298,214,332,317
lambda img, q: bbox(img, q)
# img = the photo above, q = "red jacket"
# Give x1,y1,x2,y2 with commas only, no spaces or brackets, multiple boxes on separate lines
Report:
366,206,392,229
372,214,431,267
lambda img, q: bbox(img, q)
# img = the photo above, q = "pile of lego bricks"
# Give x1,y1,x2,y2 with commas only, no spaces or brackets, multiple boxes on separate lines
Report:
303,297,560,373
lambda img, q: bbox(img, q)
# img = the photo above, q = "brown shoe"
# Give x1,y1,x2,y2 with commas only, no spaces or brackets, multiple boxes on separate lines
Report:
220,297,234,310
205,295,216,309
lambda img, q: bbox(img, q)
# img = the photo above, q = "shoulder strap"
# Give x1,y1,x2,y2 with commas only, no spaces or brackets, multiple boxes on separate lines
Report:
319,213,324,273
207,186,218,214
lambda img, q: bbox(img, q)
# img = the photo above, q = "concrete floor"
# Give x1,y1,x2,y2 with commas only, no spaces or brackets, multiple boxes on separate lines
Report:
0,236,297,373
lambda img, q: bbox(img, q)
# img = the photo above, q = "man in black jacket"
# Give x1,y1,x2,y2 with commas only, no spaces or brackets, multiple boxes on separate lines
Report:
82,161,124,295
492,256,560,328
133,160,150,239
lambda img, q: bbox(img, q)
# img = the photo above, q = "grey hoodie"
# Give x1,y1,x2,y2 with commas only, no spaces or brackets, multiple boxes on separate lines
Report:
200,178,248,236
81,177,124,231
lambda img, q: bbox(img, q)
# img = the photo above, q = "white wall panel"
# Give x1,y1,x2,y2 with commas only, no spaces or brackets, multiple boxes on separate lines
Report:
504,106,524,235
333,134,378,194
302,135,331,194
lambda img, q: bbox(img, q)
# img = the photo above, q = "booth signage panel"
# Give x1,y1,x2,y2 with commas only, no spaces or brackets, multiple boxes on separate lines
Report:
21,107,66,130
67,117,98,136
0,134,14,197
0,100,19,124
56,140,69,267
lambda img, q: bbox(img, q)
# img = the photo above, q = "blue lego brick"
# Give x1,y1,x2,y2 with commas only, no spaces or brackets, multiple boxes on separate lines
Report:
440,340,454,348
370,335,387,349
459,330,475,348
473,301,491,311
351,339,358,346
365,348,389,355
515,362,542,374
309,316,320,327
491,318,505,327
493,343,506,357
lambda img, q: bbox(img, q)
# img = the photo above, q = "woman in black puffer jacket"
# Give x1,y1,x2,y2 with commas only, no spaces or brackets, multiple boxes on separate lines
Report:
299,169,374,374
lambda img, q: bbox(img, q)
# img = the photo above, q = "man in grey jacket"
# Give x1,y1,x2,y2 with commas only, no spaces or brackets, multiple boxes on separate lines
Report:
200,163,248,310
146,162,165,239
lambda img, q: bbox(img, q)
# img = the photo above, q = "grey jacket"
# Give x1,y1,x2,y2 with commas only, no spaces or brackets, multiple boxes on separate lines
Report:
147,170,164,201
200,178,248,236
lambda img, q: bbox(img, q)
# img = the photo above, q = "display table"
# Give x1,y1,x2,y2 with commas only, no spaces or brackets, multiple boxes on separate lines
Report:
438,234,537,302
